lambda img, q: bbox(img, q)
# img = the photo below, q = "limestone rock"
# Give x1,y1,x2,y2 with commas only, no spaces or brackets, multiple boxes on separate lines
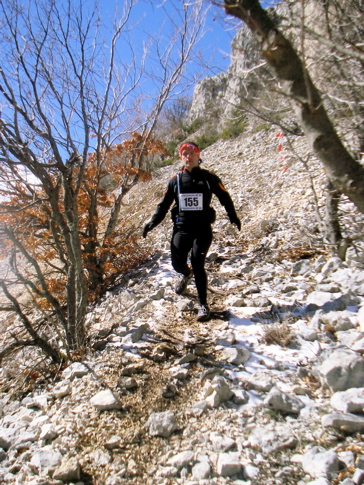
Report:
90,389,122,411
146,411,178,438
314,348,364,393
330,388,364,413
264,386,305,414
301,446,339,479
322,413,364,433
216,453,242,477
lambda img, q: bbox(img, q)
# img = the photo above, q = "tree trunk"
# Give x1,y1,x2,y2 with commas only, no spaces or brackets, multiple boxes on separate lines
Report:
224,0,364,213
325,179,342,244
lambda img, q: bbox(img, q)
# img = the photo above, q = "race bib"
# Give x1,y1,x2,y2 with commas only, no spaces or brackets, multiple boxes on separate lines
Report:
179,193,203,211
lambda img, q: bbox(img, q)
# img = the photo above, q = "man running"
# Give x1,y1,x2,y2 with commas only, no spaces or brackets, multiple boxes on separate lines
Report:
143,142,241,321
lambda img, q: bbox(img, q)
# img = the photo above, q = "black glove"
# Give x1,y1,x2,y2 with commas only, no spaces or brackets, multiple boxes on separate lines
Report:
230,217,241,231
142,222,154,238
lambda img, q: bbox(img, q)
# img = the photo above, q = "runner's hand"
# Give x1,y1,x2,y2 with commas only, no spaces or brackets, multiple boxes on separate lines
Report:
230,217,241,231
142,222,154,238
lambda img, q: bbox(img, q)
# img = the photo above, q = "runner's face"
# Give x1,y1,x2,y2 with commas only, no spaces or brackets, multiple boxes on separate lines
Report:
181,147,199,172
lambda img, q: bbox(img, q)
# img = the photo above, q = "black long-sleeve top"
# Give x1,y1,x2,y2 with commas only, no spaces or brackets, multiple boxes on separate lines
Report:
149,166,239,229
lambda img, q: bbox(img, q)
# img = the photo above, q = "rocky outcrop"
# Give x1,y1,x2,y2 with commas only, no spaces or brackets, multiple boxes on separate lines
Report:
186,27,260,132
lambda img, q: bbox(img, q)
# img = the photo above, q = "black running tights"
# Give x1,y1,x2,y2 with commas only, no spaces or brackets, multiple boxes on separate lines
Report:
171,224,213,305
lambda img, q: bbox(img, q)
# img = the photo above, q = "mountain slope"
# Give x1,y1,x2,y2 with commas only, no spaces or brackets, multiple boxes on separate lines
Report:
2,129,364,484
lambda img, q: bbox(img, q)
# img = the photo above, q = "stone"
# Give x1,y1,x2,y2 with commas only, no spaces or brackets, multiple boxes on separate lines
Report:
291,260,311,275
210,432,235,452
88,448,111,466
178,353,197,364
248,423,298,455
301,446,339,479
322,413,364,433
52,381,71,399
246,371,274,392
167,451,194,469
320,311,356,332
30,449,62,470
216,453,242,477
90,389,122,411
216,331,236,346
62,362,90,380
0,427,18,450
192,460,211,480
122,323,149,343
314,348,364,393
53,456,81,482
306,479,331,485
264,386,305,414
330,388,364,413
39,423,57,441
352,468,364,485
150,288,165,300
204,377,233,408
220,347,251,365
170,366,189,380
146,411,178,438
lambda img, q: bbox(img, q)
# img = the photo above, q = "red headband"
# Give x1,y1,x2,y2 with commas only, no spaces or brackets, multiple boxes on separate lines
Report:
179,143,200,157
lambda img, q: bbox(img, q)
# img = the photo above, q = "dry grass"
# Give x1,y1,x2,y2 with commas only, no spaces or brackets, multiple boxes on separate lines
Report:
262,322,293,347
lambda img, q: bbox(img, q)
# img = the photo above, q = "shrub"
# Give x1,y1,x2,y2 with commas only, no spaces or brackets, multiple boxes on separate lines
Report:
195,133,219,150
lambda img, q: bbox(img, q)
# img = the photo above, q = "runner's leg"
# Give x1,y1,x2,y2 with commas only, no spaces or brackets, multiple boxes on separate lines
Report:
190,225,213,305
171,227,193,276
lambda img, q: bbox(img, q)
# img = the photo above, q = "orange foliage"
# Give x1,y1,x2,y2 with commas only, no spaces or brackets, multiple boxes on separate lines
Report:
0,134,164,305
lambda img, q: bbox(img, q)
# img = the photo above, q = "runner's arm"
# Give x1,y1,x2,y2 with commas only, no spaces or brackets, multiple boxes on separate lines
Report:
210,173,241,229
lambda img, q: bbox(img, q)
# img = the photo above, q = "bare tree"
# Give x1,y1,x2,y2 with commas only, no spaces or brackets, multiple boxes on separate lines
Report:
0,0,207,363
216,0,364,214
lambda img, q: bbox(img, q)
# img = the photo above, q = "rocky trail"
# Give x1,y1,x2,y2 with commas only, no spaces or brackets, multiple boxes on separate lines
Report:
1,130,364,485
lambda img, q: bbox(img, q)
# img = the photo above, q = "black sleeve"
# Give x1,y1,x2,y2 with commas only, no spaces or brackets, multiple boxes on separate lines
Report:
149,176,177,228
209,172,239,222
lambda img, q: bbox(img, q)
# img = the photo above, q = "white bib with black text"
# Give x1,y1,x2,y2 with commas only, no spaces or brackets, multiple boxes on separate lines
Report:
179,193,203,211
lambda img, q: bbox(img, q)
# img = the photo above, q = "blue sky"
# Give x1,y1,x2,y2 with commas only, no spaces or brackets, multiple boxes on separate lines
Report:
112,0,277,102
100,0,243,99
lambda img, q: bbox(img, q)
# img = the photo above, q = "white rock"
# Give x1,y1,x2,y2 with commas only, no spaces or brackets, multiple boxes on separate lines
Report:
62,362,90,380
170,366,189,380
146,411,178,438
39,423,57,440
248,423,298,455
90,389,122,411
53,381,71,398
322,413,364,433
192,460,211,480
167,450,194,469
220,347,251,365
122,323,149,343
204,377,233,408
246,371,274,392
210,432,235,452
30,449,62,470
88,448,111,466
216,331,236,346
330,388,364,413
216,453,242,477
320,311,356,332
301,446,339,479
358,305,364,332
264,386,305,414
306,479,331,485
315,348,364,392
53,456,81,481
0,427,19,450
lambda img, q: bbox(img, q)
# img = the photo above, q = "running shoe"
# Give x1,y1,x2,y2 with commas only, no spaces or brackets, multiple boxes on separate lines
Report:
175,271,192,295
197,304,210,322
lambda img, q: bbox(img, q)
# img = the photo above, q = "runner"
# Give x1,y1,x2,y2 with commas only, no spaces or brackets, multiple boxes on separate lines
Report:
143,142,241,321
